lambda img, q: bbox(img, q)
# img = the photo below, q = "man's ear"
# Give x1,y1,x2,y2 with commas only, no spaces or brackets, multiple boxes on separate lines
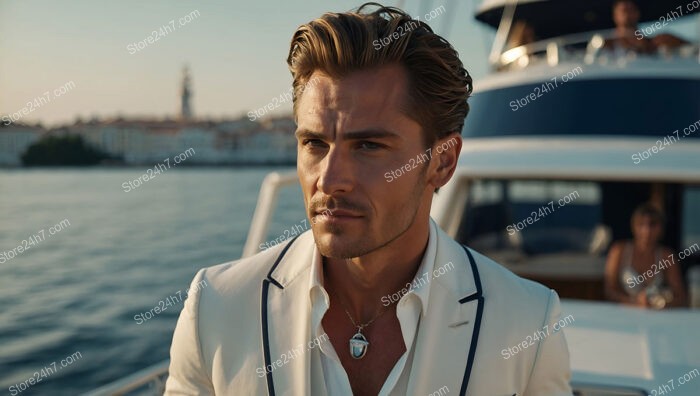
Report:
428,132,462,190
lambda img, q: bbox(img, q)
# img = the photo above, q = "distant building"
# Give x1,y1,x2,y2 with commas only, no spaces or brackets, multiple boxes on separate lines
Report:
0,123,43,166
0,67,299,166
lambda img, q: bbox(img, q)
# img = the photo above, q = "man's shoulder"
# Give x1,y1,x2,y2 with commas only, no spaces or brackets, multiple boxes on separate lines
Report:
468,247,555,306
196,235,309,297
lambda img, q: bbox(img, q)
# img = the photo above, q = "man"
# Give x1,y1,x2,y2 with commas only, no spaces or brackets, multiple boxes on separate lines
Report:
605,0,687,54
166,3,572,395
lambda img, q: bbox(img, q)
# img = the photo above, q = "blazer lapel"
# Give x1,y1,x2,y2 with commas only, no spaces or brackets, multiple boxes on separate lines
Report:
259,224,486,396
408,228,485,396
260,233,315,396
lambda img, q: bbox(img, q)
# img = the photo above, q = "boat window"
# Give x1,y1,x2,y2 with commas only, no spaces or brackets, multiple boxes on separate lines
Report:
682,186,700,254
463,79,700,138
457,179,602,256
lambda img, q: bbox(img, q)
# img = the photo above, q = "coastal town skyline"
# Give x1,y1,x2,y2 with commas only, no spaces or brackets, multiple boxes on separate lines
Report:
3,1,695,127
1,0,491,127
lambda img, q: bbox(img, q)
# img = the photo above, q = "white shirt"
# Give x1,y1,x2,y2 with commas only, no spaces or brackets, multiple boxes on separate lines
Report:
308,221,438,395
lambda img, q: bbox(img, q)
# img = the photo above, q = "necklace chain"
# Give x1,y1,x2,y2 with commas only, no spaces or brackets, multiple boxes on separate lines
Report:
326,282,394,332
341,304,386,332
324,259,398,332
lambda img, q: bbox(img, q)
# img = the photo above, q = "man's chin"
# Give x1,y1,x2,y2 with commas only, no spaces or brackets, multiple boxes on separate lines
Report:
312,230,369,259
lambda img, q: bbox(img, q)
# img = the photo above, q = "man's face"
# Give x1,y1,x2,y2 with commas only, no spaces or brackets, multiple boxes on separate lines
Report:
613,1,640,28
295,64,433,259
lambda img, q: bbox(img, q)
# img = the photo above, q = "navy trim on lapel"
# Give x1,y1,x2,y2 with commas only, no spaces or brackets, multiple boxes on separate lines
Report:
458,245,485,396
261,235,301,396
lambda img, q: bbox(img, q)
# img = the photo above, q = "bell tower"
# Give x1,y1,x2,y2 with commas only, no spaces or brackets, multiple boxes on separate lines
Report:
180,66,193,120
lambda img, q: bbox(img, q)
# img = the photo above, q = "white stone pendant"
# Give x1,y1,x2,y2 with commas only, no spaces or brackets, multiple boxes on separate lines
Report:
349,331,369,359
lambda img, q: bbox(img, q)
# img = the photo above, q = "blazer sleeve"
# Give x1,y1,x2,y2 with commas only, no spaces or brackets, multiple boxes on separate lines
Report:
164,269,215,395
523,289,574,396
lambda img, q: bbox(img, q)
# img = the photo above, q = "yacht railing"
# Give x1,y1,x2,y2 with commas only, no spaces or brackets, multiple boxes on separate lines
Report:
242,171,300,258
81,360,169,396
497,28,699,69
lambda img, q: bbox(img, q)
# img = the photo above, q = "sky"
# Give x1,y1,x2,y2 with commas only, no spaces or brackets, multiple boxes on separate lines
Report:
0,0,494,126
2,1,696,127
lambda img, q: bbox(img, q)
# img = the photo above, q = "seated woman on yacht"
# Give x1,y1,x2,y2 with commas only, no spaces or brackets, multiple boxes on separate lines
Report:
604,203,687,309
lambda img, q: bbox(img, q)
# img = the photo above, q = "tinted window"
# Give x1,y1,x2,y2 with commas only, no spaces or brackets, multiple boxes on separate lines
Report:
683,186,700,250
457,180,602,255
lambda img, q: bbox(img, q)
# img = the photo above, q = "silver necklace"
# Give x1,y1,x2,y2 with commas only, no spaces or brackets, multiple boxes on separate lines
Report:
343,305,388,359
328,287,392,360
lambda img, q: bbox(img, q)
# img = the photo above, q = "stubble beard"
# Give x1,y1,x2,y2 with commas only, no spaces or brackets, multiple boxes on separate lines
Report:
312,165,429,259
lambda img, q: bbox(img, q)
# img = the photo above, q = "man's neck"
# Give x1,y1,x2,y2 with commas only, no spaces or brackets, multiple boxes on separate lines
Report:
616,24,637,37
322,223,430,323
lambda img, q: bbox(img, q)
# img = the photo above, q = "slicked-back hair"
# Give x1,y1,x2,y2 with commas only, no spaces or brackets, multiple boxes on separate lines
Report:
287,2,472,147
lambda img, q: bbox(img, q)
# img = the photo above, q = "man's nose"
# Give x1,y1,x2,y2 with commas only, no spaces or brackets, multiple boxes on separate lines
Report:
317,145,354,195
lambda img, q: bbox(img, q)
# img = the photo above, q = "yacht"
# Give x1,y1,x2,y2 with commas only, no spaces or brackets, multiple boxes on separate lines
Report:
85,0,700,394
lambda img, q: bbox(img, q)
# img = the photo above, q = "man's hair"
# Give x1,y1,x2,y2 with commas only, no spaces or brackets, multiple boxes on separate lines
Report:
613,0,638,8
286,2,472,147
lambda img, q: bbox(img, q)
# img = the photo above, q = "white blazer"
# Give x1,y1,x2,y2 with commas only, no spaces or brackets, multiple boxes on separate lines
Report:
165,222,572,395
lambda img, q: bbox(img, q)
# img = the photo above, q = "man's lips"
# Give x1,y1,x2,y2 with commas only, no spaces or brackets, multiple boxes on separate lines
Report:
313,209,363,218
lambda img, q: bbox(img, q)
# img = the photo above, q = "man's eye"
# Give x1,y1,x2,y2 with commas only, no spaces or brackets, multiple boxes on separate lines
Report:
302,139,326,148
359,141,382,150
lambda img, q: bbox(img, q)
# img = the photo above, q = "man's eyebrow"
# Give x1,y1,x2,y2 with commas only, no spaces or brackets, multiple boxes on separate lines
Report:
294,128,401,141
344,129,401,140
295,129,324,140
